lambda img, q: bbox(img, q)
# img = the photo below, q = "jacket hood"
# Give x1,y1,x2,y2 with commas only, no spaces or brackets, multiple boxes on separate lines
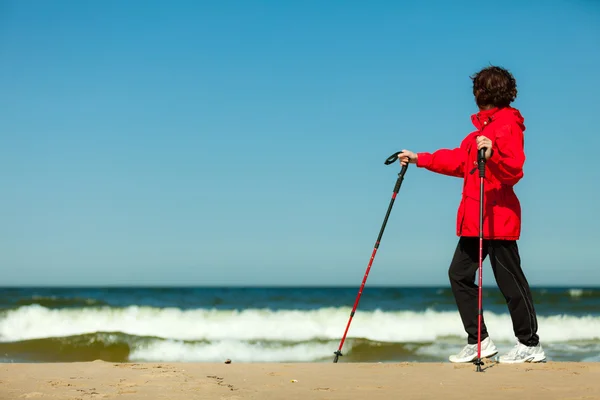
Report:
471,107,525,132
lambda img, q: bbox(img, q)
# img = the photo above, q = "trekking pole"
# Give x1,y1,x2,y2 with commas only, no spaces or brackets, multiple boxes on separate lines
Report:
475,147,487,372
333,151,409,363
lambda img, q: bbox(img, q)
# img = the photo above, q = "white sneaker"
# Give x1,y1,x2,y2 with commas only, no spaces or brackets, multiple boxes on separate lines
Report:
498,341,546,364
449,337,498,363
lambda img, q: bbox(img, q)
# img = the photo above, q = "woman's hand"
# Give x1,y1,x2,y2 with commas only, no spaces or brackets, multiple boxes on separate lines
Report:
476,136,493,159
397,150,417,166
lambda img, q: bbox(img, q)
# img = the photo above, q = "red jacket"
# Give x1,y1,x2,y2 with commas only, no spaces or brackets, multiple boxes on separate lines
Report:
416,107,526,240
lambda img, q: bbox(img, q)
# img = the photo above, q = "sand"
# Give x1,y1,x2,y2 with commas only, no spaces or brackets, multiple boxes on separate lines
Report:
1,361,599,400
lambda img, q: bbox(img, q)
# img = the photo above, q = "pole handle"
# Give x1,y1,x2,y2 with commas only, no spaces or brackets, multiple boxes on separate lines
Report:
384,151,409,176
478,148,487,178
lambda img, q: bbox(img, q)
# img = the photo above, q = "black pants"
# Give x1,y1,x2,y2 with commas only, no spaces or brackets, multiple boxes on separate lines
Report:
448,236,539,346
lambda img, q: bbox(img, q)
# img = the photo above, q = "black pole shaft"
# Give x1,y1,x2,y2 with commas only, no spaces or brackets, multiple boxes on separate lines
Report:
475,147,486,372
333,161,409,363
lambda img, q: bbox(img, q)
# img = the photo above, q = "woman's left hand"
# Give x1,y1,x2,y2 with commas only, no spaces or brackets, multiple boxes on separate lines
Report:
476,136,493,159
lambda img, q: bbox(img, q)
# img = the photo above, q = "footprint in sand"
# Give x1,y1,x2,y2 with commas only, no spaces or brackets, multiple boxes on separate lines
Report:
75,388,104,398
105,379,139,395
149,365,178,377
117,389,138,395
118,382,138,389
47,380,74,388
19,393,45,399
113,363,149,370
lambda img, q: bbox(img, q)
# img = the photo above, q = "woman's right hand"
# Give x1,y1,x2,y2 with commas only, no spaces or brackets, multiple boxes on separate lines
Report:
397,150,417,166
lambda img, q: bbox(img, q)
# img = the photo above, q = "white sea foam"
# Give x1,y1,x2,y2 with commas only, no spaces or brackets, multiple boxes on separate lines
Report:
1,305,599,344
129,339,336,362
569,289,584,297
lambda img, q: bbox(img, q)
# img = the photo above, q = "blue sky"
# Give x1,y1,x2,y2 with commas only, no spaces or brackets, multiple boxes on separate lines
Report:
1,0,599,286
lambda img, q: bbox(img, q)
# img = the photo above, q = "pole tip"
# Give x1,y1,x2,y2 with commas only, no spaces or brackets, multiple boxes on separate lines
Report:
333,350,342,363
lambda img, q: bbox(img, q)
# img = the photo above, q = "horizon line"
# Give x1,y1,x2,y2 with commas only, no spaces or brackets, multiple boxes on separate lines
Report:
1,284,599,289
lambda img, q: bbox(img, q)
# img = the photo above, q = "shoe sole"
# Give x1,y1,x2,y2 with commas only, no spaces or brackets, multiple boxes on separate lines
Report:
498,354,547,364
449,349,498,363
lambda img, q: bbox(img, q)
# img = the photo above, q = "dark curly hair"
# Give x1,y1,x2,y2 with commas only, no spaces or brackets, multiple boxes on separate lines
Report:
471,66,517,109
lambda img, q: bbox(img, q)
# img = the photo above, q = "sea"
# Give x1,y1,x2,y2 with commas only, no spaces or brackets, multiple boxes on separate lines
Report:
0,286,599,363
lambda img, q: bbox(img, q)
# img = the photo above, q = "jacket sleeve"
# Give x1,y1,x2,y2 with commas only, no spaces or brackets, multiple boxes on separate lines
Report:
486,123,525,185
416,147,467,178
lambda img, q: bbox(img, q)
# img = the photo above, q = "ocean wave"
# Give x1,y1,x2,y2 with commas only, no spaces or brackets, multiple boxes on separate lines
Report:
567,288,599,298
14,296,109,309
2,331,599,363
2,305,600,345
129,338,337,363
0,331,361,363
0,332,132,362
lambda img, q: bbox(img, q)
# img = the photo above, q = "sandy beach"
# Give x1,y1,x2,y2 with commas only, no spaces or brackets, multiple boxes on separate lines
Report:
1,361,599,400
